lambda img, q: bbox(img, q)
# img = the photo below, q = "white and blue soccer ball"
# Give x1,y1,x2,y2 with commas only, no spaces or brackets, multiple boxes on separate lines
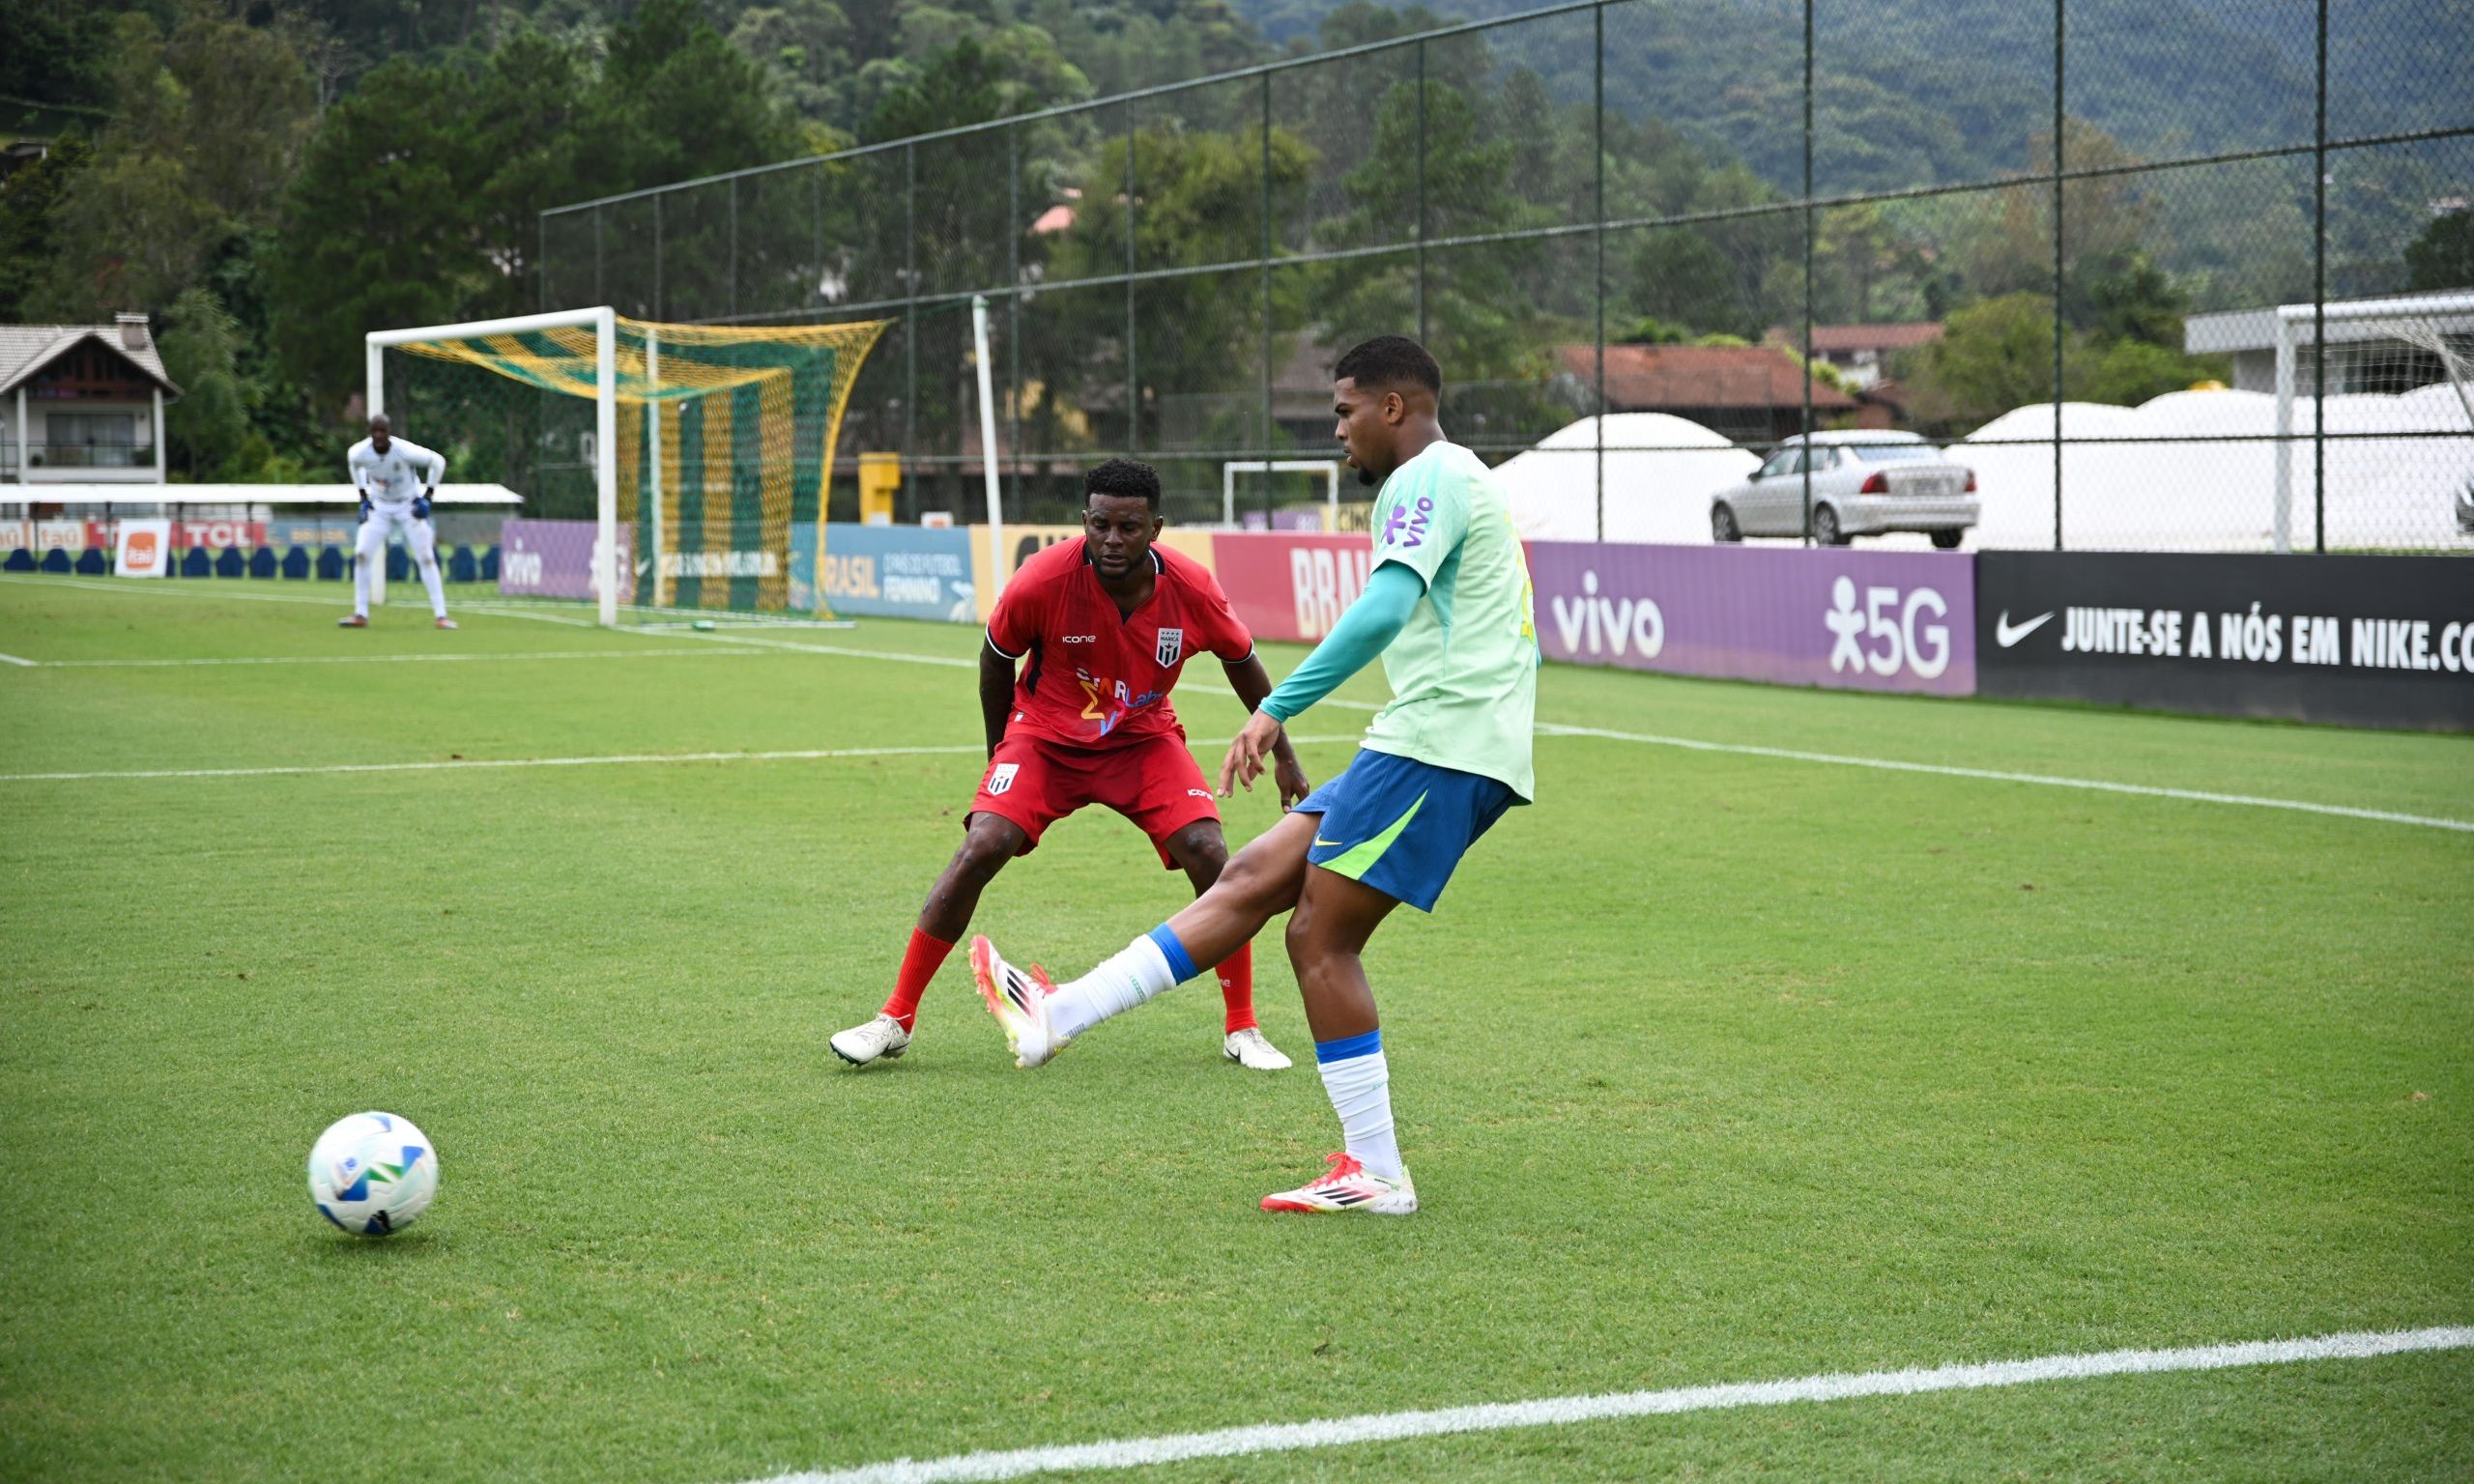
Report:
307,1112,438,1236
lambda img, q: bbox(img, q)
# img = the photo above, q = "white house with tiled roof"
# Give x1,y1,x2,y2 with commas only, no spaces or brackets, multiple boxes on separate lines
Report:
0,314,182,484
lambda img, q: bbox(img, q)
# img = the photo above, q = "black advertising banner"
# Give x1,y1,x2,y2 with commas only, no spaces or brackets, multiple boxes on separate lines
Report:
1976,553,2474,730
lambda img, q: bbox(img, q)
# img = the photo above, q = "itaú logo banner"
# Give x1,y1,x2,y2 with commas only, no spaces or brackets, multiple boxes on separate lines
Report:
1525,542,1977,697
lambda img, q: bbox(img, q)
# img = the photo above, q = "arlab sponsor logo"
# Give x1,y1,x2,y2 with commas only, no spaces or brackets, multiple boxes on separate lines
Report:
1545,571,1664,660
1825,575,1951,679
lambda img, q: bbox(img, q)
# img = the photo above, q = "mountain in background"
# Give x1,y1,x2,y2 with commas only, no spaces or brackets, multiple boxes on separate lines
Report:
1235,0,2468,192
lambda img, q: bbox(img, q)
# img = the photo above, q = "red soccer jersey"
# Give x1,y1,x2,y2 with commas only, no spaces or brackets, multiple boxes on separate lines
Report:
987,538,1254,747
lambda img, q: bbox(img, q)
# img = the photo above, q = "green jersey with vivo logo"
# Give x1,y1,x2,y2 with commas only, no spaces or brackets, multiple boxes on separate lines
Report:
1362,440,1538,801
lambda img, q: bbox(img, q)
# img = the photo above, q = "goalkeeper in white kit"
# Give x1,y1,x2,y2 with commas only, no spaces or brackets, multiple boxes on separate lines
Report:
339,413,456,629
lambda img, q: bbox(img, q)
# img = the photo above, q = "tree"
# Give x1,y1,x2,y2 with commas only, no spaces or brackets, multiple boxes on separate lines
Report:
1900,293,2061,432
38,10,315,317
158,287,253,479
0,135,92,322
2404,209,2474,293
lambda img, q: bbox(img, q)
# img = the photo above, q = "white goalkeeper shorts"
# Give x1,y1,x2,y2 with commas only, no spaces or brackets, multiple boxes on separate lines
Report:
356,503,439,566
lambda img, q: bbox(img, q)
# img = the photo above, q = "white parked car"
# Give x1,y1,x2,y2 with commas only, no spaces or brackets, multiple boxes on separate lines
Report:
1710,431,1977,548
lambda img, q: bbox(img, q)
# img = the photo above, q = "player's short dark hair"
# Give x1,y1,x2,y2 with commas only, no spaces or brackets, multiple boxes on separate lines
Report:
1333,335,1442,395
1084,457,1163,509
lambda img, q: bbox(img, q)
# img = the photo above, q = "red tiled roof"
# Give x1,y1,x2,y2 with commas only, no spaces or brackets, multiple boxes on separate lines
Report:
1557,344,1857,411
1786,322,1945,355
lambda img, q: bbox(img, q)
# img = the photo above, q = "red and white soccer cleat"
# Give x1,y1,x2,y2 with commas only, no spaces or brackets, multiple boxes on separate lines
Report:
336,614,368,628
435,617,458,630
969,935,1065,1069
1260,1153,1418,1215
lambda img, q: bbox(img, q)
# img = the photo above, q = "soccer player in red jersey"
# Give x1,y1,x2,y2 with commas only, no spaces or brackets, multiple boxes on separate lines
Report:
830,458,1311,1070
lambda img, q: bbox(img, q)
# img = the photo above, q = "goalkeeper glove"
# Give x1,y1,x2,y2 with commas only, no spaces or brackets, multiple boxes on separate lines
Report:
357,499,371,525
412,493,432,520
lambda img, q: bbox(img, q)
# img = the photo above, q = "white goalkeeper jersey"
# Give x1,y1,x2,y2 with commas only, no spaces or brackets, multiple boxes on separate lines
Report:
348,437,446,507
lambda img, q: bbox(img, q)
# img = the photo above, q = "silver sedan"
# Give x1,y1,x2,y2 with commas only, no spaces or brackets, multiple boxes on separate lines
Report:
1711,432,1977,547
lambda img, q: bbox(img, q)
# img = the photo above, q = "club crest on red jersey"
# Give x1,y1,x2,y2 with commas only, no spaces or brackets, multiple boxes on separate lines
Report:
1155,626,1184,667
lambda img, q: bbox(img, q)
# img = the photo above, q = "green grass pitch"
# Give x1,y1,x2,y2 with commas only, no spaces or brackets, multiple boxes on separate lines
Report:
1,573,2467,1482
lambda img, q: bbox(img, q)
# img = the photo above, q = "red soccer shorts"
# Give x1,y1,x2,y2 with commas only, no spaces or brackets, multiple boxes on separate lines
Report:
969,730,1221,868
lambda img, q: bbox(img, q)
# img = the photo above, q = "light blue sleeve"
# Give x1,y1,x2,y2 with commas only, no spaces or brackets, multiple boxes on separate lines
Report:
1258,561,1425,723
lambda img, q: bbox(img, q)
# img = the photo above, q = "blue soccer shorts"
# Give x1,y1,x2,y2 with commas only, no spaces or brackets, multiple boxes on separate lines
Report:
1295,748,1518,912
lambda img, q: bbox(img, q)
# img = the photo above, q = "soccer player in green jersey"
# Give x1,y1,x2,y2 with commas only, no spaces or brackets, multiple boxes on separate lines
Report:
971,335,1538,1214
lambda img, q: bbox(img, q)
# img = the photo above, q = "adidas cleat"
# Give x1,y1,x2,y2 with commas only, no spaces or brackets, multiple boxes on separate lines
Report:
1260,1153,1418,1215
435,616,459,630
336,614,368,628
970,935,1065,1069
1223,1027,1292,1070
829,1012,911,1068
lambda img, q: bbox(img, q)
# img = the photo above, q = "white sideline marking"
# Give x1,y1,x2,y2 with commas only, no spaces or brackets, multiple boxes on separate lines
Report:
1536,723,2474,834
0,573,347,607
0,649,37,667
33,647,767,670
745,1326,2474,1484
0,735,1367,785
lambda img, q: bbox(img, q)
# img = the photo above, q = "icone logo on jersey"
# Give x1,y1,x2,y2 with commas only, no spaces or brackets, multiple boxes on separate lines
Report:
1381,495,1434,551
1824,575,1950,679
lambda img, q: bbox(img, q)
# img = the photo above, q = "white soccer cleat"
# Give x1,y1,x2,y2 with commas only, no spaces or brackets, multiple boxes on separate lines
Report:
1223,1027,1292,1070
970,935,1065,1069
1260,1153,1418,1215
829,1012,911,1068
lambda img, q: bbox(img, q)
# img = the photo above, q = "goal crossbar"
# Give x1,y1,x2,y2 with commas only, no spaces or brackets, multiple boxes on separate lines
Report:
1223,459,1343,528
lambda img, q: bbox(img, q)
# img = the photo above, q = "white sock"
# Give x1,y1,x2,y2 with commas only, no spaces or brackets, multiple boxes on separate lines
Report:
1317,1043,1403,1182
352,555,371,617
418,559,448,619
1049,934,1180,1042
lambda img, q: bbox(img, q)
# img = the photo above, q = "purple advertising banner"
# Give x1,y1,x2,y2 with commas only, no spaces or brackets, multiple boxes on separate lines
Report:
1527,543,1976,696
499,519,634,603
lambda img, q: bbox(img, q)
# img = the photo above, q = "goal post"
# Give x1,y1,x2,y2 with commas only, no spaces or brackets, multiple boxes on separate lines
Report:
2272,290,2474,553
366,307,888,626
1223,459,1343,528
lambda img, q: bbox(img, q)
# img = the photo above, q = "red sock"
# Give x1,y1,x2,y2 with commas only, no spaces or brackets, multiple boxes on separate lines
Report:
880,927,956,1031
1217,943,1256,1034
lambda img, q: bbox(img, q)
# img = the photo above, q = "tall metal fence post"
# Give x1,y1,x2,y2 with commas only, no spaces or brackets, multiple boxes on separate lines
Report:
1416,39,1428,346
1262,68,1276,519
1125,100,1138,454
2052,0,2066,551
1594,0,1606,545
1799,0,1815,545
728,176,739,319
1008,126,1021,517
653,193,664,321
903,142,916,478
2313,0,2329,554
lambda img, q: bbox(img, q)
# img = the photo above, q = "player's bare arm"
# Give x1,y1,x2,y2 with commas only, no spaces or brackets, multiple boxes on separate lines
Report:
1218,653,1309,808
979,642,1015,757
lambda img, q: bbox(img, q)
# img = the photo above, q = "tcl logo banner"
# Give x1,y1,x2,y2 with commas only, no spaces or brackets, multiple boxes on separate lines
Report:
1525,543,1977,696
1212,532,1374,642
1977,551,2474,730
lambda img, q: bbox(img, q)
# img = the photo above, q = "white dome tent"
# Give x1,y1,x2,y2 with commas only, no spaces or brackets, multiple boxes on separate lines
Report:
1492,413,1760,544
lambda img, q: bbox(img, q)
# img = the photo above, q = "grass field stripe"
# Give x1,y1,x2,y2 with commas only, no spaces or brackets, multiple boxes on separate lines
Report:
31,647,770,669
751,1326,2474,1484
0,649,37,667
1537,723,2474,834
0,734,1368,784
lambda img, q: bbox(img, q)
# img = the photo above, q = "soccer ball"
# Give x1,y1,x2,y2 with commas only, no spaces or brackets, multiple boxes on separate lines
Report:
306,1111,438,1236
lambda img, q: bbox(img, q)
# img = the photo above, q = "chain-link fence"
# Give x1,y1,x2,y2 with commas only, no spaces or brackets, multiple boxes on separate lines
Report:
540,0,2474,552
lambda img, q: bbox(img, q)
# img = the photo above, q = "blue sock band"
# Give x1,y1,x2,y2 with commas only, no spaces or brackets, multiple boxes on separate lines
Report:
1313,1028,1384,1064
1146,924,1200,984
